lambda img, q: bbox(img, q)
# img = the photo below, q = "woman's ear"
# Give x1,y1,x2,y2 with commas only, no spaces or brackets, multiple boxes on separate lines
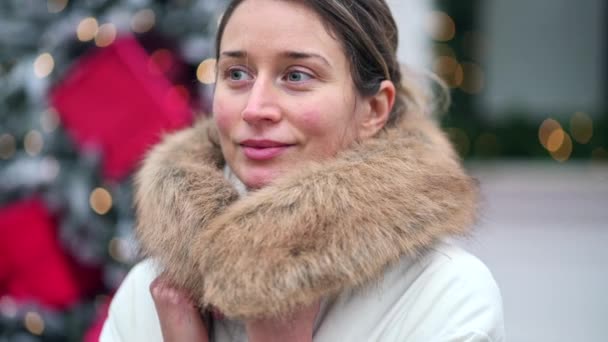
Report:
358,80,396,139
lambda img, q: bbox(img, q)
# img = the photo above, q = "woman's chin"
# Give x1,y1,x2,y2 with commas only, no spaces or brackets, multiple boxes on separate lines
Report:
239,167,283,190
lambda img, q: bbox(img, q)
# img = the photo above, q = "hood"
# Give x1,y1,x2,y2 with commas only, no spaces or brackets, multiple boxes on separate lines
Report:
134,114,478,319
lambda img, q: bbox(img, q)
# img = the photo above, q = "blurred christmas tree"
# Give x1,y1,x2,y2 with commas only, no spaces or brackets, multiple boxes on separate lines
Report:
0,0,224,340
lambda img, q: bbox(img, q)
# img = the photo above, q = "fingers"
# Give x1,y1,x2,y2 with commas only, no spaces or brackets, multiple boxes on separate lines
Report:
150,276,209,342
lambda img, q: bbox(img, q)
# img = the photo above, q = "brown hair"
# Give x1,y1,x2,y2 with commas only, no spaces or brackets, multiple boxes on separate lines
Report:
215,0,439,127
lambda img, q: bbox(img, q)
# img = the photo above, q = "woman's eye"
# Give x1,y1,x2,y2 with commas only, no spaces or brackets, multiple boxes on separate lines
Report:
285,71,312,82
227,69,251,81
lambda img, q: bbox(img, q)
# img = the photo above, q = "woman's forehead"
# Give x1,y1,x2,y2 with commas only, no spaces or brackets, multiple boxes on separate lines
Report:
219,0,340,57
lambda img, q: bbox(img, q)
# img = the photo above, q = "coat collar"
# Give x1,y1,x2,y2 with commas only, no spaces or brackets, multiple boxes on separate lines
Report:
134,114,478,319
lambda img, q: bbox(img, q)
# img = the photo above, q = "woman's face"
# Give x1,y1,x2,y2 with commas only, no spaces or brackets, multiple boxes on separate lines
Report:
213,0,370,189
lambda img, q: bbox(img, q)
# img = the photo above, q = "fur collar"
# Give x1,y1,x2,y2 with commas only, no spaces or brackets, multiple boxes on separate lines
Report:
134,114,478,319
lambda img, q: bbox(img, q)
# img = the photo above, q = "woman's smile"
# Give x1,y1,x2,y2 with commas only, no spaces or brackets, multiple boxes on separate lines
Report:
239,139,295,161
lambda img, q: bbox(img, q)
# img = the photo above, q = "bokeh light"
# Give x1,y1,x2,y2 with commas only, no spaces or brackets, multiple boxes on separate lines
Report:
570,112,593,144
109,238,128,263
24,312,45,336
41,108,60,133
95,23,117,47
76,17,98,42
47,0,68,13
131,9,156,33
0,134,16,160
546,128,565,153
90,187,113,215
427,11,456,42
550,132,572,162
24,130,44,156
538,118,561,149
197,58,217,84
33,53,55,78
433,56,463,88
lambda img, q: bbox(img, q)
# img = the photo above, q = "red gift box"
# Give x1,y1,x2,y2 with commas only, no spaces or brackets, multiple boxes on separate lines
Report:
50,36,193,180
0,199,80,309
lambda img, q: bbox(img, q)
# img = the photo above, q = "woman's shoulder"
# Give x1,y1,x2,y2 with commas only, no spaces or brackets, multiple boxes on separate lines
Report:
100,259,163,342
315,242,505,341
422,242,502,296
395,242,505,340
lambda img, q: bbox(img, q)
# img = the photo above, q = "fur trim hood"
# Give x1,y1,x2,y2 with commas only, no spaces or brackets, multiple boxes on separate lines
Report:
134,114,478,319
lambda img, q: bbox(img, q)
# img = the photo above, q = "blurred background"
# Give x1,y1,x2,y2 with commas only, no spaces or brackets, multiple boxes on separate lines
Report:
0,0,605,341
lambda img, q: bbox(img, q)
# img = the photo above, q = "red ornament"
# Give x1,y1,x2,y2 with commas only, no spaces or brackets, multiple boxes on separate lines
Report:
50,36,193,180
0,199,80,309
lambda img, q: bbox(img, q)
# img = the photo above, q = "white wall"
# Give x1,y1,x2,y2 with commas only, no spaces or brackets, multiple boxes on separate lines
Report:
480,0,606,119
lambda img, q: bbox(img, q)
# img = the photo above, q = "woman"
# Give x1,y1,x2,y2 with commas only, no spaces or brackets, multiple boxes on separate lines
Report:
101,0,504,341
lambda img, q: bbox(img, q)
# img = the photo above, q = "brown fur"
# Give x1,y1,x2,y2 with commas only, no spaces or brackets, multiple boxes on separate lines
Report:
134,114,478,319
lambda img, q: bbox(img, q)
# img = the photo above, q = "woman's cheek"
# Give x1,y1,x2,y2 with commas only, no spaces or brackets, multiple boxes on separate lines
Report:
296,110,326,135
212,102,235,135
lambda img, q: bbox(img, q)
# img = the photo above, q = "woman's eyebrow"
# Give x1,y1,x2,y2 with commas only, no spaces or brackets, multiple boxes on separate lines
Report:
221,50,246,59
282,51,331,67
219,50,331,67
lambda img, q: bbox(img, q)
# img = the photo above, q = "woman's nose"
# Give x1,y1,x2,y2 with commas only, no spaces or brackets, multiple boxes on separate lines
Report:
241,78,281,124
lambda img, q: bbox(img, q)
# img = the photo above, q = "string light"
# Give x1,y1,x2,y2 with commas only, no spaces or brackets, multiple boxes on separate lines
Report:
33,53,55,78
0,134,16,160
90,187,113,215
108,238,129,263
426,11,456,42
570,112,593,144
41,108,60,133
47,0,68,13
24,312,45,336
550,132,572,162
131,9,156,33
546,128,565,152
77,17,98,42
95,23,117,47
538,118,561,149
24,130,43,156
433,56,463,88
197,58,217,84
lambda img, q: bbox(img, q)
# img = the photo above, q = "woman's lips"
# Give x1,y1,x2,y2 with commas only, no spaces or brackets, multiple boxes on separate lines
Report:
240,140,293,161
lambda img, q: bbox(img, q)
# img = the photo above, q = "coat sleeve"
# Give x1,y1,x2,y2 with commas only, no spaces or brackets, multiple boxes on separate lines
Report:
99,260,163,342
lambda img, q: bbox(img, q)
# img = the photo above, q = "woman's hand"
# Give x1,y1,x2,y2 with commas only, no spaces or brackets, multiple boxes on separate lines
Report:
245,300,320,342
150,275,209,342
